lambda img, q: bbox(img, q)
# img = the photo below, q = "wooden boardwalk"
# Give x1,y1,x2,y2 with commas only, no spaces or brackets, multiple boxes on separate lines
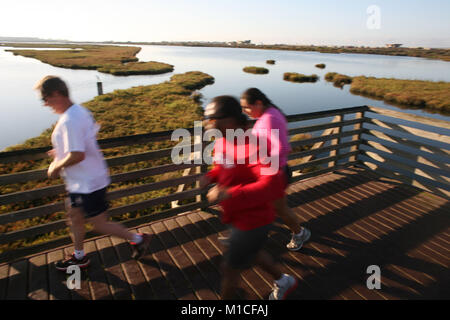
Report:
0,166,449,300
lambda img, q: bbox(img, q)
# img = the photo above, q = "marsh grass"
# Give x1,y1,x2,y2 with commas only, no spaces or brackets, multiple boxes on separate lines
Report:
283,72,319,83
350,76,450,113
243,66,269,74
0,71,214,253
325,72,353,88
6,44,174,76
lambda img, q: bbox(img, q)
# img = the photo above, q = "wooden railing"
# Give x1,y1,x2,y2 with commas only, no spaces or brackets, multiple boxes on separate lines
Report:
359,106,450,199
1,105,448,261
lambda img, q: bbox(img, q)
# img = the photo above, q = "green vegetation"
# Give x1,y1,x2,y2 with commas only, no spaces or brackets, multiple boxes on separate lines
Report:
283,72,319,83
266,60,276,64
0,71,214,253
315,63,326,69
243,66,269,74
325,72,353,87
324,72,450,113
350,76,450,113
4,44,173,76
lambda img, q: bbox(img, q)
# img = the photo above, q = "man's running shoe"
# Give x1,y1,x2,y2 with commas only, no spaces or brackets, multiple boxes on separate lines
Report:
55,253,90,271
131,233,152,260
269,274,298,300
286,227,311,251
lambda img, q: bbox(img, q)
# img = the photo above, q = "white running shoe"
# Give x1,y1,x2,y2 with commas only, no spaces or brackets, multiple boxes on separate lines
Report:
286,227,311,251
269,274,298,300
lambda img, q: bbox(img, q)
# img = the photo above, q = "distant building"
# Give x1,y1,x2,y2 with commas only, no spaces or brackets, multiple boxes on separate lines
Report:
238,40,251,44
386,43,402,48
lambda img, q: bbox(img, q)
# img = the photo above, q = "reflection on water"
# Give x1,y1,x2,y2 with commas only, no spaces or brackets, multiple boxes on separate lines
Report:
0,44,449,150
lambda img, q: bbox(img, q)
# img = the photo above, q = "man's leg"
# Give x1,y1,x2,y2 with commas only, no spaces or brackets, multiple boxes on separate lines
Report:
88,211,151,260
66,206,86,251
88,212,135,241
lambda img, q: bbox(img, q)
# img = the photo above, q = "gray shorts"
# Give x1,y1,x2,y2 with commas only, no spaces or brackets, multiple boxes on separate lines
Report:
224,224,271,270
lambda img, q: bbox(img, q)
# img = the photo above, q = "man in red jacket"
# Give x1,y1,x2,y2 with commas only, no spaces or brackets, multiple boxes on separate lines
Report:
201,95,298,300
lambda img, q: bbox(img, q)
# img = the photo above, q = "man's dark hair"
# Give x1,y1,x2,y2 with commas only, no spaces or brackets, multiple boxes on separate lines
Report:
34,75,69,98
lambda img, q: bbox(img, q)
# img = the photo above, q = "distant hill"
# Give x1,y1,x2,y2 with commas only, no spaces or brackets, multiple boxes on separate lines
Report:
0,36,68,43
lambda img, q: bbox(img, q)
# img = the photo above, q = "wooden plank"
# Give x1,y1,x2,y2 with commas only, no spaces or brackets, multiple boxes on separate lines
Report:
162,218,219,299
286,105,368,123
110,232,154,300
0,184,65,206
0,202,65,225
109,188,203,217
363,128,450,154
136,225,176,300
108,173,202,202
28,254,49,300
288,140,361,161
287,182,370,300
363,129,450,158
288,117,366,135
367,118,450,144
83,240,113,300
95,237,132,300
174,214,222,296
329,114,344,167
368,106,450,130
289,176,389,299
0,264,9,299
47,249,71,300
310,172,449,298
361,147,450,184
290,129,363,149
361,155,450,198
0,190,203,245
6,259,28,300
362,139,450,171
290,151,359,172
0,162,197,188
350,111,365,162
149,222,197,299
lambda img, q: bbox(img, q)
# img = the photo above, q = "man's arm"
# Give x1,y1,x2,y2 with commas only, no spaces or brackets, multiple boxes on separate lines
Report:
48,151,85,179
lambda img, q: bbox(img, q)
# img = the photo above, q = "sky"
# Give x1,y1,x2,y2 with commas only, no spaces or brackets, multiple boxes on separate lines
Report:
2,0,450,47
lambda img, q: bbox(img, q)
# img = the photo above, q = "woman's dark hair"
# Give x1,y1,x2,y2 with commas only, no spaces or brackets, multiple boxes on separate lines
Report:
241,87,286,118
210,95,248,127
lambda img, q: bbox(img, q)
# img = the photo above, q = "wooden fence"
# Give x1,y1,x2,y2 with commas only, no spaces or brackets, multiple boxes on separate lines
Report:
0,105,448,261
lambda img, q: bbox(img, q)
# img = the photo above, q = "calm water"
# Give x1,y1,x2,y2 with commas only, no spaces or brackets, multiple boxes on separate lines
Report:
0,44,449,150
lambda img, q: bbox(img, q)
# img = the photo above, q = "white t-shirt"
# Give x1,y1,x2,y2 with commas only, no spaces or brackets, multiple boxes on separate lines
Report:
51,104,110,194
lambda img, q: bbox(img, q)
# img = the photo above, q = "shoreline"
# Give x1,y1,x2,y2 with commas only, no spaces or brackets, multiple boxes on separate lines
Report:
2,41,450,62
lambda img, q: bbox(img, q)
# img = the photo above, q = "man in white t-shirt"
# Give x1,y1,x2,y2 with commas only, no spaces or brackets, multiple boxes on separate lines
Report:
35,76,151,271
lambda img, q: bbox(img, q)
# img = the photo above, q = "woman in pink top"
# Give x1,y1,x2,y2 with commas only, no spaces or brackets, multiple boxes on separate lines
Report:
240,88,311,251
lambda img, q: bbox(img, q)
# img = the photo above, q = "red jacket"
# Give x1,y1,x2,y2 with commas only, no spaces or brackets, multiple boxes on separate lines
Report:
207,136,284,231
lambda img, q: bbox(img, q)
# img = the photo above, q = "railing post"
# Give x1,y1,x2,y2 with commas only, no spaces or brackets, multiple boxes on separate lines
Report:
329,113,344,168
349,109,366,163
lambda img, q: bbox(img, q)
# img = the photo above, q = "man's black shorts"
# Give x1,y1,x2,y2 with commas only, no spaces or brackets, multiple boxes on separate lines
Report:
67,187,109,218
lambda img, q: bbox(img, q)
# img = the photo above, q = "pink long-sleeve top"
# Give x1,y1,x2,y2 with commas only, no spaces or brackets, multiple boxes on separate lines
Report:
251,106,291,169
